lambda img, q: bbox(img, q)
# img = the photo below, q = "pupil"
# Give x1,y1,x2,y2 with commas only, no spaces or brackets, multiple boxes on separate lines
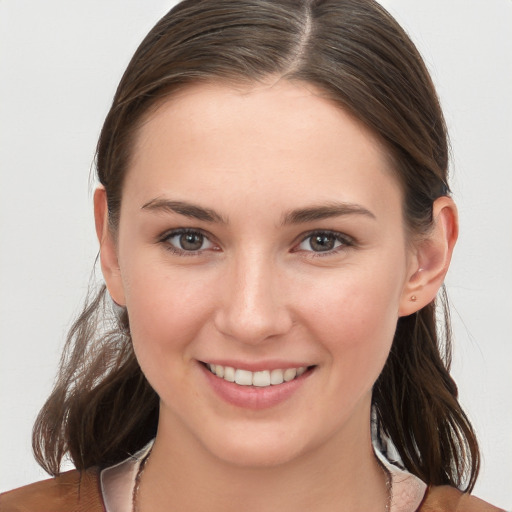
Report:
310,234,334,252
180,233,203,250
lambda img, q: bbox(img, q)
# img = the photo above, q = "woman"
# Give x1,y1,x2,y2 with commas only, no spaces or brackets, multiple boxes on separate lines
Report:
0,0,505,510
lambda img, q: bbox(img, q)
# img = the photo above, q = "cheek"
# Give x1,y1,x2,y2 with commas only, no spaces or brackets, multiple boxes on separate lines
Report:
300,258,406,380
315,292,397,371
120,258,216,381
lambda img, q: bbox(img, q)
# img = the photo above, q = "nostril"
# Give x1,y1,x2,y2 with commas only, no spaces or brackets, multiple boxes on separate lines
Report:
213,295,294,343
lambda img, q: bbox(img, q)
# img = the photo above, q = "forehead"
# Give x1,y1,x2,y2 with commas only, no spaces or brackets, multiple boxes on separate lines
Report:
126,79,402,221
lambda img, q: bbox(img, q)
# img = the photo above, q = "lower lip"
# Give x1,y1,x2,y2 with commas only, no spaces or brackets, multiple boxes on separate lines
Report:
201,364,312,410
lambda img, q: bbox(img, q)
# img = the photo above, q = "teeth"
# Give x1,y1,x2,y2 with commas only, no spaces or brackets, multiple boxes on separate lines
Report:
207,364,308,387
224,366,235,382
270,369,284,385
283,368,297,382
253,371,271,387
235,369,253,386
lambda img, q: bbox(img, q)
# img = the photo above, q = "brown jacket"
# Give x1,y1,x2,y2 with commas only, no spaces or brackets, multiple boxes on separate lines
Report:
0,469,505,512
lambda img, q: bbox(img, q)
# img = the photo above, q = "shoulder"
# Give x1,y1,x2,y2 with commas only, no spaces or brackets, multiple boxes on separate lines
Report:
419,485,505,512
0,468,105,512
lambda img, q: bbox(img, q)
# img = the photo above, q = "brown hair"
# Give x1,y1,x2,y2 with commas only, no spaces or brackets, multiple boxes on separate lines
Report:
33,0,479,491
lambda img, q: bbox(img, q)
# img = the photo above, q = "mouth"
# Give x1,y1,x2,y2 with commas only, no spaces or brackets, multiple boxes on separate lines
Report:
203,362,314,387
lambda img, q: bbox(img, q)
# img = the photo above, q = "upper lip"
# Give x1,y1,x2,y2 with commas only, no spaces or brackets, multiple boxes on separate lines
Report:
199,359,314,372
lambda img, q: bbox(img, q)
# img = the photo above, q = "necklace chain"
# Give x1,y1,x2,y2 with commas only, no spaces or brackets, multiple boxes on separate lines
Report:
383,464,393,512
132,448,151,512
131,450,393,512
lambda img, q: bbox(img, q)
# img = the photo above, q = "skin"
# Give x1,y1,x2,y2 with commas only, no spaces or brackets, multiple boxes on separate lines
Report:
95,79,457,512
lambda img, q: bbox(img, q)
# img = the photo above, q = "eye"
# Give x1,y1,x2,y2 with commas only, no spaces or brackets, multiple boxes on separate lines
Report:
162,229,216,254
296,231,353,253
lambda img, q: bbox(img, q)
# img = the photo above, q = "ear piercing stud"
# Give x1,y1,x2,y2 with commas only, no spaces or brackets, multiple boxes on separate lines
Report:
410,295,417,302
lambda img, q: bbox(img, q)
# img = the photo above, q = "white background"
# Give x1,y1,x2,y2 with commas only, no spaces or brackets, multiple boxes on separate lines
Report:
0,1,511,508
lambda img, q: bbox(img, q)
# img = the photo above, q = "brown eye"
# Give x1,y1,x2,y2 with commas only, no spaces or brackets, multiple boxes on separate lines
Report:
296,231,352,254
309,234,336,252
180,232,204,251
164,230,214,253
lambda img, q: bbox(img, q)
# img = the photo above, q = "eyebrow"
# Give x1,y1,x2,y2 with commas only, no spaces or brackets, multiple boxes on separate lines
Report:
281,202,376,225
141,198,227,224
140,198,375,225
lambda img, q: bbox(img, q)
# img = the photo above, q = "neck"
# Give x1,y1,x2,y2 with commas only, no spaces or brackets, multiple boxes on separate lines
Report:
138,407,389,512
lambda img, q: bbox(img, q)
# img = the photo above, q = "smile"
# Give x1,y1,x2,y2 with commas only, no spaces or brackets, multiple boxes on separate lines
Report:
205,363,309,387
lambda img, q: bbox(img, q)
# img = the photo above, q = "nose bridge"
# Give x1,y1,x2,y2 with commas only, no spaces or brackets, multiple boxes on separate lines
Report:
215,246,291,343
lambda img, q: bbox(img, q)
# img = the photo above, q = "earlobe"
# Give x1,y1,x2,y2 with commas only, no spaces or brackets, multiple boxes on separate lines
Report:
399,197,458,317
93,187,126,307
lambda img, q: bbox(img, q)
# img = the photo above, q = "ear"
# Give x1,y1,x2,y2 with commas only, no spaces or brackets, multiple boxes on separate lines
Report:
94,187,126,306
399,197,458,316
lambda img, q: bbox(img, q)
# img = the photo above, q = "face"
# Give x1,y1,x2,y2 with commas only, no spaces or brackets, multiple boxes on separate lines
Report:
102,80,419,468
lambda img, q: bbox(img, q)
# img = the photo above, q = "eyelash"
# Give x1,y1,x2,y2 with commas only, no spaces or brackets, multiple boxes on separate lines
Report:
294,230,355,257
158,228,355,257
159,228,217,256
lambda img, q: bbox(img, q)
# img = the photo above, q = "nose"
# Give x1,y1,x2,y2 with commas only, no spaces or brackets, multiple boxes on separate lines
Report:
213,250,293,344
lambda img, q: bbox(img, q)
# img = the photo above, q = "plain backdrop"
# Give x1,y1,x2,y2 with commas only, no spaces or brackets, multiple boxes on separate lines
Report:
0,1,511,508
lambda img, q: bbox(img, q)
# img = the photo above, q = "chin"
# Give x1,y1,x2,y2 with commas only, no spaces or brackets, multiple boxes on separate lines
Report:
196,418,325,470
209,438,307,469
